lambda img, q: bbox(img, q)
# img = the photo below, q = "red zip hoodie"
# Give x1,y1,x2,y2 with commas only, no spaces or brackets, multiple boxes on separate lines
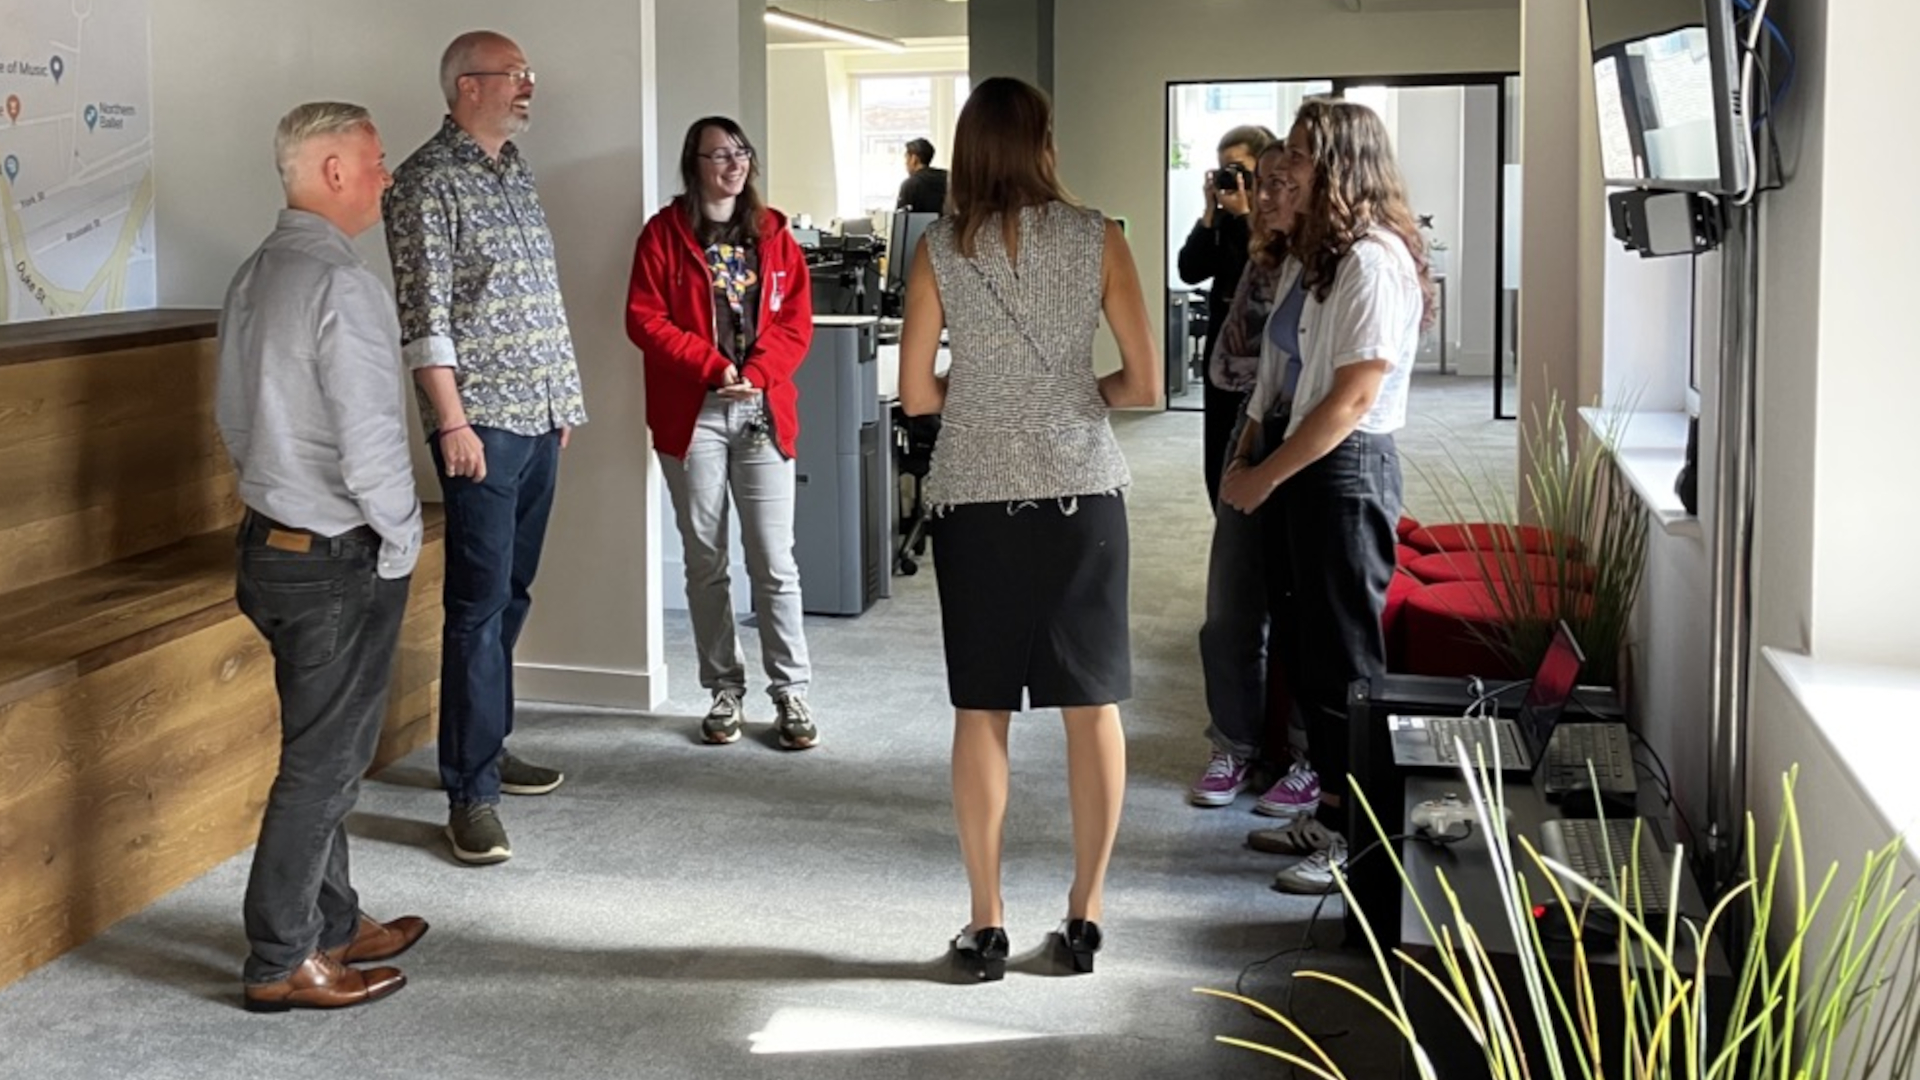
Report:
626,200,813,459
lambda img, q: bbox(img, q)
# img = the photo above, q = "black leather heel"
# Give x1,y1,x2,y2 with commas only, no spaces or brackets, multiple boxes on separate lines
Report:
1055,918,1102,974
951,926,1010,983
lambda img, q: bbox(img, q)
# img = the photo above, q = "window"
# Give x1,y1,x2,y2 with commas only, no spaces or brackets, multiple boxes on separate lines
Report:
851,73,968,217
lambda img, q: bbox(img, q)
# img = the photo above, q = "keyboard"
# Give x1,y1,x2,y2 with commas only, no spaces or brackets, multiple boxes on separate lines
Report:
1424,717,1527,766
1539,817,1673,914
1547,724,1631,785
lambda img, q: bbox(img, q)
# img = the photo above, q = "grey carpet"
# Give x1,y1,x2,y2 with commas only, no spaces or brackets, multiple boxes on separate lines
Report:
0,374,1508,1079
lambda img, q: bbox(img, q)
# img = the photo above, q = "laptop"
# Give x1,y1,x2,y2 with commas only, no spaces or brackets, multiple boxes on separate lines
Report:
1389,622,1637,809
1388,620,1588,777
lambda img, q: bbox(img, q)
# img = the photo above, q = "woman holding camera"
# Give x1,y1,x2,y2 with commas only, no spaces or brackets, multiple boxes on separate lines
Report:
1220,99,1433,895
1178,125,1274,505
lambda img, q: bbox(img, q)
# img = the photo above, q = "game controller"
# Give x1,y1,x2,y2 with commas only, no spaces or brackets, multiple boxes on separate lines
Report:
1410,794,1510,841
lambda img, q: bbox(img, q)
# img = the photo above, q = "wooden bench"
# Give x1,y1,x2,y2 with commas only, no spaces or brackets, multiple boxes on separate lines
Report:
0,311,444,989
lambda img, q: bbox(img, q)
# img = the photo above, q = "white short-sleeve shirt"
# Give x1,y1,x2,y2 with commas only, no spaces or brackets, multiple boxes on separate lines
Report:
1246,230,1424,438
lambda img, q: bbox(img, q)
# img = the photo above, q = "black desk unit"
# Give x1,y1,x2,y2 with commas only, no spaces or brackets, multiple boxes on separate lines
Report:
1341,676,1731,1079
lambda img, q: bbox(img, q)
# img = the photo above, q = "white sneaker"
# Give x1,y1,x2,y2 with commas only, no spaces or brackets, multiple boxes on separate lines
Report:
1271,835,1350,895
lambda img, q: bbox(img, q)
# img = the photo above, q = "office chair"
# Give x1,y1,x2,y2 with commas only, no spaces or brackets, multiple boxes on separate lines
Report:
893,408,941,575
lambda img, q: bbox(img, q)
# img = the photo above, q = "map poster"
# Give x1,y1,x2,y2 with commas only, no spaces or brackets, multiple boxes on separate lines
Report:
0,0,156,323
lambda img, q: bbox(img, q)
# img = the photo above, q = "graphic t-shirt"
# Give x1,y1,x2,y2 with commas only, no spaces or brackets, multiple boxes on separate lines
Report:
704,237,761,367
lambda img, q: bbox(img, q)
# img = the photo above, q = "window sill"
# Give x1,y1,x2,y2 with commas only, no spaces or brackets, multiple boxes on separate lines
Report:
1762,648,1920,841
1578,407,1702,540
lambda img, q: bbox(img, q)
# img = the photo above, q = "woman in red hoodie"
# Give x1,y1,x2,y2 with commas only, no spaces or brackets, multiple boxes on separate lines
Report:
627,116,819,751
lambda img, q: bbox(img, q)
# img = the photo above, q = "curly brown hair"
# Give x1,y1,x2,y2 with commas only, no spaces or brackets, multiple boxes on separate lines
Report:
1285,98,1435,330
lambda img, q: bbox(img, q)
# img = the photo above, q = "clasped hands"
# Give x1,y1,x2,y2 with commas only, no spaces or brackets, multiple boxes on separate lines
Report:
1220,457,1279,514
717,366,761,402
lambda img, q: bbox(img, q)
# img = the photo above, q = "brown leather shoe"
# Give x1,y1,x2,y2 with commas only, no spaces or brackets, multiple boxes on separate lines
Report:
243,952,406,1013
326,914,429,965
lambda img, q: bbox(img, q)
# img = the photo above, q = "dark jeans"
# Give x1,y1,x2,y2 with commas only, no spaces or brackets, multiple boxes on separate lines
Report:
1202,378,1243,507
1201,403,1286,760
431,426,561,807
236,511,409,984
1271,431,1402,800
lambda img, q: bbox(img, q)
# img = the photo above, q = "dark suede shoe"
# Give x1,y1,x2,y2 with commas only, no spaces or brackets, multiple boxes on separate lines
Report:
243,953,405,1013
326,914,429,965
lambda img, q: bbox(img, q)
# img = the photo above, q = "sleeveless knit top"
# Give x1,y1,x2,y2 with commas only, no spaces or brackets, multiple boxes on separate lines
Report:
922,202,1132,507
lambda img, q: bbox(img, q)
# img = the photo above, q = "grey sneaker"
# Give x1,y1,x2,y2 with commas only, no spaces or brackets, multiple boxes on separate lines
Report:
1270,835,1349,895
498,751,564,796
447,804,511,865
702,688,746,745
773,691,819,751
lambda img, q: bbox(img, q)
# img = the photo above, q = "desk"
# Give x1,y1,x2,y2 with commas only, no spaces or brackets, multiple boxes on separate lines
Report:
1393,777,1729,1079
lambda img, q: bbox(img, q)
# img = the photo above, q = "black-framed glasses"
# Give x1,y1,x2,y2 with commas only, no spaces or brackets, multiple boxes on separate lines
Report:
700,148,754,165
463,69,536,87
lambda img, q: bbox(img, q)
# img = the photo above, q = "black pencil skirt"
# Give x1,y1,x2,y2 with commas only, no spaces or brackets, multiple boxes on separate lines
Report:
930,493,1132,711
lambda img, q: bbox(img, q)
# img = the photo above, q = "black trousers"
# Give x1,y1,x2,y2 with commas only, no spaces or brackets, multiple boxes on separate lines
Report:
1202,379,1245,507
236,512,410,983
1270,432,1402,800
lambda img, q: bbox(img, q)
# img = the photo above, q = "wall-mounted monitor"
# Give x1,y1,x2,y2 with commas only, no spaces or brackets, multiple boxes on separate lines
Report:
1588,0,1750,194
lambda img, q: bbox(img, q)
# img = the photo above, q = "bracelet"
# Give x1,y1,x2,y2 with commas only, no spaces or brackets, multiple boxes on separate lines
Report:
439,423,470,437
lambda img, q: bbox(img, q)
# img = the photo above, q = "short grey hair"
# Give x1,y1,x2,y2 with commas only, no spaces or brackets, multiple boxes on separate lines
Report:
439,30,511,105
274,102,373,183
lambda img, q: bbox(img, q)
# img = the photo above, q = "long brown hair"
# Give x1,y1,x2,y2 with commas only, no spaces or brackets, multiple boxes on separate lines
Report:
678,116,767,244
1286,98,1435,329
948,77,1074,258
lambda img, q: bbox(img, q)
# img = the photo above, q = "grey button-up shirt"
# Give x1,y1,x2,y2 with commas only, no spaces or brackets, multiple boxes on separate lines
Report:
384,117,589,436
216,209,423,579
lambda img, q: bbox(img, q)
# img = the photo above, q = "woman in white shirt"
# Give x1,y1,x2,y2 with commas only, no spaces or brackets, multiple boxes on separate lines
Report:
1221,98,1434,894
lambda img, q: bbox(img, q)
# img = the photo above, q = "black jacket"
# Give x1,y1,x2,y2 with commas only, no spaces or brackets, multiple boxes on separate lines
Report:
897,168,949,214
1177,212,1254,369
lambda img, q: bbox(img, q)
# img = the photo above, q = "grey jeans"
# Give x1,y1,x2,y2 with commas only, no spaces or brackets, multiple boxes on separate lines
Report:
235,512,408,984
658,393,811,699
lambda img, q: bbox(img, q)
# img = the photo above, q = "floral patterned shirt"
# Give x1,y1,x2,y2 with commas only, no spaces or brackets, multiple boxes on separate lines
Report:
384,117,588,436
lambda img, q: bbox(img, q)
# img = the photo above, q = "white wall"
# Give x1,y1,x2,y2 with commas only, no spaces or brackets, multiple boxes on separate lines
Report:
1050,0,1521,380
1394,87,1466,368
150,0,761,711
1458,84,1500,374
767,48,839,227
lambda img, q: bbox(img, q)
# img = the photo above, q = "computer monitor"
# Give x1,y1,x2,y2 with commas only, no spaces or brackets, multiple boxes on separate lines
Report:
791,226,821,250
884,210,938,294
1587,0,1750,194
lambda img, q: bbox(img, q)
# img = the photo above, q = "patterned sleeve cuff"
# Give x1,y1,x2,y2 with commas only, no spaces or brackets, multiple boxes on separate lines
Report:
403,336,459,370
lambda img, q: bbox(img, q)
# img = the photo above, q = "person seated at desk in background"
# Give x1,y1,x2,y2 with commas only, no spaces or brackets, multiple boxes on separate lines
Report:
897,137,949,214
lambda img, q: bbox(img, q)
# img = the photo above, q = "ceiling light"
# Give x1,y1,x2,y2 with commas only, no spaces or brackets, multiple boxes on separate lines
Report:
764,6,908,52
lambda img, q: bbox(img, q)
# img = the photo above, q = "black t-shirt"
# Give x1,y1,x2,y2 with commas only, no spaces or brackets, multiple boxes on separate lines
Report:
897,168,949,214
1175,211,1253,374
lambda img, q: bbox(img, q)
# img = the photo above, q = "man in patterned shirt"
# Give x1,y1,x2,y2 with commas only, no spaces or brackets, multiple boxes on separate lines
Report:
385,29,588,866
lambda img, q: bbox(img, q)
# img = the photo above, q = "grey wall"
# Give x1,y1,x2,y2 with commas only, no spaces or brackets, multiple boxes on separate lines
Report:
968,0,1054,93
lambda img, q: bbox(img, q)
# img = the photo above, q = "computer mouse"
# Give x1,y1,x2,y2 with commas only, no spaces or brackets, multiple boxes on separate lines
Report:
1532,898,1620,944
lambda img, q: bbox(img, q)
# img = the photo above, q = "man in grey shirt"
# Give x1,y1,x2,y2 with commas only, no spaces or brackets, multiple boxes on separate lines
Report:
217,101,426,1013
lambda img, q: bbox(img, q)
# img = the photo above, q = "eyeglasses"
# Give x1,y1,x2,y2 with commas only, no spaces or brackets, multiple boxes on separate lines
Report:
699,148,755,165
463,70,536,87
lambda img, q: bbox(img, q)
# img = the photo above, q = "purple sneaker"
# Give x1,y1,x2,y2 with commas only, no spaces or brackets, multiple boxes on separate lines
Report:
1254,761,1322,818
1188,751,1250,807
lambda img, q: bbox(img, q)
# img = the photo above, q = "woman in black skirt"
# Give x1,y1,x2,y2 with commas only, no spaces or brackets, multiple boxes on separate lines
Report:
897,76,1162,981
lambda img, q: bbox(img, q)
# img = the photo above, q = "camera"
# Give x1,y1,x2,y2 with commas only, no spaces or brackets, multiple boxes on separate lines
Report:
1215,161,1253,194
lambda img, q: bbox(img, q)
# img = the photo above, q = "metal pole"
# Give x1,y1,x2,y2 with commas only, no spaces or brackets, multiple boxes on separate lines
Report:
1706,201,1757,892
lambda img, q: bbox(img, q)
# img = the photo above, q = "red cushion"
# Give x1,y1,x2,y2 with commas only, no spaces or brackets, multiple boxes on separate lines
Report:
1396,515,1422,542
1400,581,1592,679
1395,544,1422,569
1404,550,1596,589
1403,522,1573,557
1382,569,1423,670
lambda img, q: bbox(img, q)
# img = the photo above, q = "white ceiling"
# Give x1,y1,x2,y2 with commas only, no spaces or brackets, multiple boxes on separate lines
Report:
764,0,969,48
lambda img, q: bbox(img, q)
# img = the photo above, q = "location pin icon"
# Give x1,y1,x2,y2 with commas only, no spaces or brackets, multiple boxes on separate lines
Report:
5,96,18,124
4,157,19,184
49,56,64,84
84,104,97,132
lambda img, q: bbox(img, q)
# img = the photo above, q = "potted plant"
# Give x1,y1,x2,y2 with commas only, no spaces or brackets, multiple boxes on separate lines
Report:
1418,393,1650,687
1200,765,1920,1078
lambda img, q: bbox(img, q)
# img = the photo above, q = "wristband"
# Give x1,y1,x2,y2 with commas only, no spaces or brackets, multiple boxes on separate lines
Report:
439,423,471,437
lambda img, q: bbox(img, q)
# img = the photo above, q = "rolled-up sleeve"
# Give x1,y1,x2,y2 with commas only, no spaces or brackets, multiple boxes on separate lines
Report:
315,267,424,579
383,176,460,370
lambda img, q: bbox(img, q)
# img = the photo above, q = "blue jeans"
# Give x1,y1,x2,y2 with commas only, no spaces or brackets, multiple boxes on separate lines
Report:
431,426,561,807
235,512,409,983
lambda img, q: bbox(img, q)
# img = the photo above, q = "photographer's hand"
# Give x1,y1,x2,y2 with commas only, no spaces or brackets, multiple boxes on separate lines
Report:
1201,171,1218,229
